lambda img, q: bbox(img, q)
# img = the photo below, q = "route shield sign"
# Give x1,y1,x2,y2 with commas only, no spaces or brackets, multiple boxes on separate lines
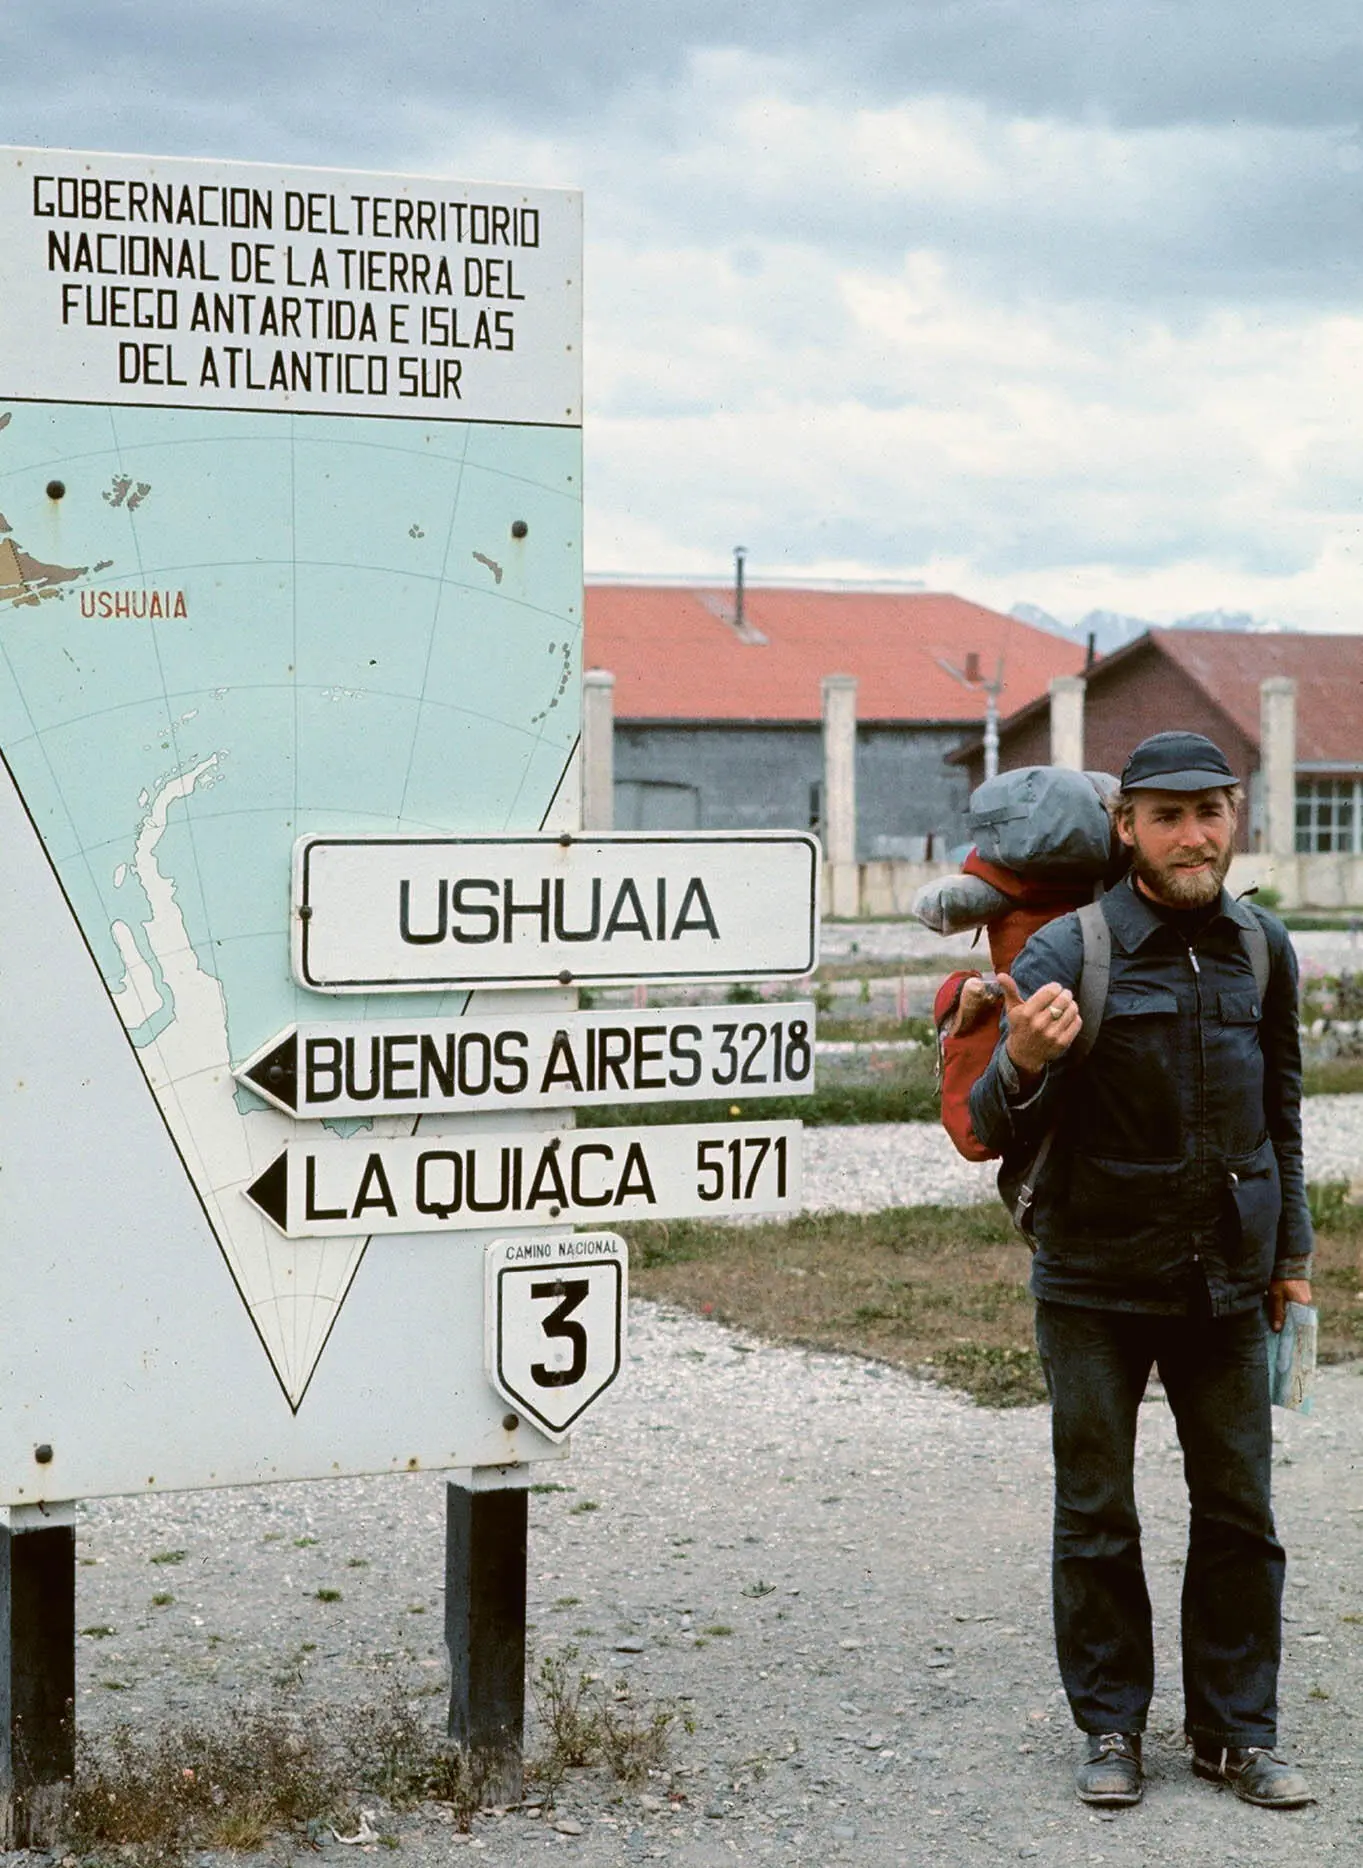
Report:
485,1233,627,1440
292,831,821,990
0,147,583,1499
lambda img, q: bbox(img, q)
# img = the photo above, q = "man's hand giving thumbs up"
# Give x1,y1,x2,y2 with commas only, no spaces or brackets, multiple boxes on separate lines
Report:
998,974,1083,1084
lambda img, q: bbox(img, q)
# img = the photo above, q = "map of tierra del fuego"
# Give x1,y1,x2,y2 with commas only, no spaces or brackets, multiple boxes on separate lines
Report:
0,398,582,1408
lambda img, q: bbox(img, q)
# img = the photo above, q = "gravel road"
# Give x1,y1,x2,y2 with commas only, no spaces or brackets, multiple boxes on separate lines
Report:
799,1097,1363,1212
67,1098,1363,1868
71,1303,1363,1868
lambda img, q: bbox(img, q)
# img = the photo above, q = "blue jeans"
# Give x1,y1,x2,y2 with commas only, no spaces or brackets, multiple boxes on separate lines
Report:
1034,1299,1283,1747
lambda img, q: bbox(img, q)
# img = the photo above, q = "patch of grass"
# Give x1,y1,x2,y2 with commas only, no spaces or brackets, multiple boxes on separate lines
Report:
151,1593,174,1608
347,1557,370,1569
930,1344,1048,1407
626,1191,1363,1401
1302,1184,1363,1365
816,956,943,981
530,1481,572,1495
150,1549,187,1565
80,1624,116,1639
294,1535,320,1548
577,1054,939,1129
625,1204,1036,1405
818,1014,936,1045
314,1588,343,1604
568,1499,600,1515
703,1625,733,1638
1304,1057,1363,1095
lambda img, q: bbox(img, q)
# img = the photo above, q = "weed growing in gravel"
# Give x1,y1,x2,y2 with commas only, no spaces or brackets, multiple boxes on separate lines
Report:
150,1549,187,1565
528,1648,677,1804
314,1588,343,1603
64,1679,493,1861
150,1593,174,1608
80,1624,116,1639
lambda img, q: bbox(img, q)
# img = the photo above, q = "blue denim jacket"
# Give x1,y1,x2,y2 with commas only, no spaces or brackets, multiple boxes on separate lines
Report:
969,878,1313,1315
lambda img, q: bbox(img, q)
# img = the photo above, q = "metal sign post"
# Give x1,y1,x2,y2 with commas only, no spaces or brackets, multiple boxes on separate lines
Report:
0,1509,75,1847
0,142,819,1815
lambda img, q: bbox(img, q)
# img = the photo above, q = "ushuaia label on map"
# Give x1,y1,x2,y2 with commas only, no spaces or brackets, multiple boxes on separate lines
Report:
0,148,581,426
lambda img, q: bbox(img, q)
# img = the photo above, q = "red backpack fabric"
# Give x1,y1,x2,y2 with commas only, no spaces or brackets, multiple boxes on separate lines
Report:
932,851,1095,1162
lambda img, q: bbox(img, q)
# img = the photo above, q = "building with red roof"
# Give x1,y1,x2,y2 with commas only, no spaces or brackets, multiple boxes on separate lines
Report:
585,582,1086,854
951,629,1363,853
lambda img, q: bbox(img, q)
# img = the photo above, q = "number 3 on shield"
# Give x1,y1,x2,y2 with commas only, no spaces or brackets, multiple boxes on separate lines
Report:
530,1278,590,1387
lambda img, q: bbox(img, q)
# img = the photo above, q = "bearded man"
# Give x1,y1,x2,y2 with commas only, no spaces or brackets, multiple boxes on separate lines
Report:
970,731,1314,1810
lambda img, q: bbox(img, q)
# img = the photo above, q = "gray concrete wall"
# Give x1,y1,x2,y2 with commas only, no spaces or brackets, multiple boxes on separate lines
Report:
613,722,976,855
857,727,976,858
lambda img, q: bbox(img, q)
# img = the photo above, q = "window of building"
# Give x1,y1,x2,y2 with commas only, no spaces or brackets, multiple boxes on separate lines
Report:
1296,778,1363,853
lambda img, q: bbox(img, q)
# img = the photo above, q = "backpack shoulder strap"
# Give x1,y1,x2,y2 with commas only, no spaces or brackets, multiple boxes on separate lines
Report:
1240,909,1271,1000
1072,897,1111,1061
1007,896,1107,1240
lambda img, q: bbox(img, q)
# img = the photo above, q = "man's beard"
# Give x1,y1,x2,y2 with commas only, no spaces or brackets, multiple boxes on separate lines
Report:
1129,837,1233,908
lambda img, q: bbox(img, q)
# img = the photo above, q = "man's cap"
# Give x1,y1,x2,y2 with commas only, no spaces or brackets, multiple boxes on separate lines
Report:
1120,730,1237,793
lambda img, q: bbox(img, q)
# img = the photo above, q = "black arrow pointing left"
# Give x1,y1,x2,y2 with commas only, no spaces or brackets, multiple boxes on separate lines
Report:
245,1151,289,1231
242,1030,298,1111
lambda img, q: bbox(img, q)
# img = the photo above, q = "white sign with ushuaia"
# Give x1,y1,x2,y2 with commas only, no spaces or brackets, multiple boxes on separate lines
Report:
0,147,580,425
291,831,821,990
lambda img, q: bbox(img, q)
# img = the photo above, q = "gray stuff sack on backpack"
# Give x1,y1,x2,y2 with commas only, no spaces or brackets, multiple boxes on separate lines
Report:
912,871,1012,935
968,766,1119,877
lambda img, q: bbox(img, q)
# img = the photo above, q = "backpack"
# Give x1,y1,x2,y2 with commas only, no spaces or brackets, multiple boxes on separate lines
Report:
916,767,1127,1166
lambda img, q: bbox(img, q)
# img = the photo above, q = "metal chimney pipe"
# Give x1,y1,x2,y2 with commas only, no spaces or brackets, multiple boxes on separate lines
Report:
734,545,747,632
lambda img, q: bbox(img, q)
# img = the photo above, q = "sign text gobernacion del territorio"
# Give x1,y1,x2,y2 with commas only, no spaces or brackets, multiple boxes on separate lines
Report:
0,150,580,424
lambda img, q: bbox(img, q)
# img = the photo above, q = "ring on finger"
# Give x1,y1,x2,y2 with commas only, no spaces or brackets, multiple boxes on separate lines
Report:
1050,1005,1063,1020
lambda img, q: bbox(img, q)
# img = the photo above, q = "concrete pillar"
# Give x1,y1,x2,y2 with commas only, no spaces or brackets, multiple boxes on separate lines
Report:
1260,676,1297,858
581,669,615,832
821,674,859,918
1049,675,1086,771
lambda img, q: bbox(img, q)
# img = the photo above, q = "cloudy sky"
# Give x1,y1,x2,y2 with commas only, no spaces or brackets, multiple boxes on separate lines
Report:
7,2,1363,627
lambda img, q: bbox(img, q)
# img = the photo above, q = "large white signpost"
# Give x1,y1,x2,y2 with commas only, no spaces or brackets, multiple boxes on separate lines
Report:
0,144,818,1824
0,146,586,1494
